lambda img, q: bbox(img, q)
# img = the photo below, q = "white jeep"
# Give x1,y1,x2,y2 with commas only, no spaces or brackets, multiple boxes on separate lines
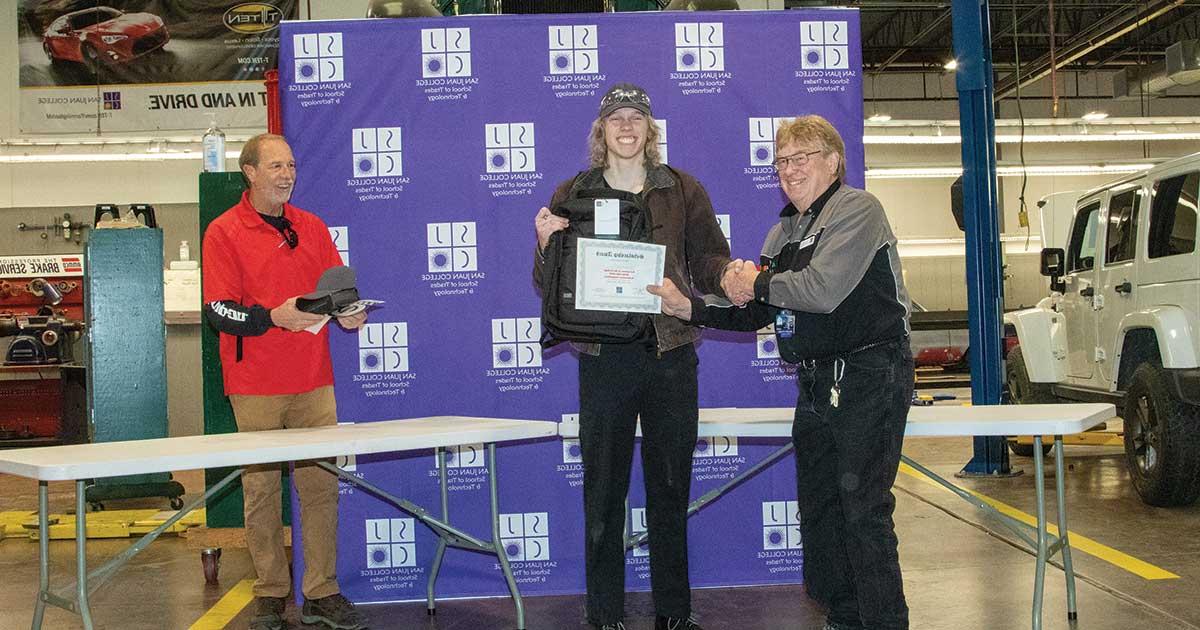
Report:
1005,152,1200,506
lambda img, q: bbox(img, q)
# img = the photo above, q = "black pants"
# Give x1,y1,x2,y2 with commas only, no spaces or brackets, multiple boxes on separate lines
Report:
793,340,913,630
579,342,699,625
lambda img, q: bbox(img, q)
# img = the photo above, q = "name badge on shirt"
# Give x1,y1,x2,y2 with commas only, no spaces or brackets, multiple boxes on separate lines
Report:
594,198,620,238
799,233,818,249
775,309,795,338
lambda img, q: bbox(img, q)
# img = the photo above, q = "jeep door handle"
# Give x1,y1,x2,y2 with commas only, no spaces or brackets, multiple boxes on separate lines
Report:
1080,287,1095,298
1115,281,1133,294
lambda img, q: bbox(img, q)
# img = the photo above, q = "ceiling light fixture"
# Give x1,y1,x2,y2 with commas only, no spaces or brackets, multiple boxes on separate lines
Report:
943,59,958,71
1082,111,1109,122
867,113,893,123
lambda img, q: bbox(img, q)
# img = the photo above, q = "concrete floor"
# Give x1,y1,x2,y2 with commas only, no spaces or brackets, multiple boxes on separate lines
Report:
1,434,1199,630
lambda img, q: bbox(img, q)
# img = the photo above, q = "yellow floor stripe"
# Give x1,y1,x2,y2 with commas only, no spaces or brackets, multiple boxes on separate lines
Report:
188,579,256,630
898,462,1179,580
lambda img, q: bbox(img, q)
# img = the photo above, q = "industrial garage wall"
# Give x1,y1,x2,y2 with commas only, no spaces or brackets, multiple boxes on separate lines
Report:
279,10,862,602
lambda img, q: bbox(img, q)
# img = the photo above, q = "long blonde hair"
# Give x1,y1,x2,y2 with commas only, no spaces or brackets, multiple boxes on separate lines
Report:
587,116,663,169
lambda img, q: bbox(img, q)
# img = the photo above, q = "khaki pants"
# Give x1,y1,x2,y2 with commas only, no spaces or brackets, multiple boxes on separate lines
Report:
230,385,340,599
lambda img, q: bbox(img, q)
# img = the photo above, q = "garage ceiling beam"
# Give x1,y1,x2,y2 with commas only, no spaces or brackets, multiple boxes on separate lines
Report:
873,9,953,73
994,0,1186,98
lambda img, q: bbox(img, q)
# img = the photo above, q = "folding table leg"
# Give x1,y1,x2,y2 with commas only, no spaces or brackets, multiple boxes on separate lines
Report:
31,482,49,630
1032,437,1047,630
488,443,525,630
75,480,95,630
1055,435,1078,620
427,447,449,616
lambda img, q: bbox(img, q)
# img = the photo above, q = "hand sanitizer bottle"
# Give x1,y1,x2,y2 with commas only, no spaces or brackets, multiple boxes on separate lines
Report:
202,113,226,173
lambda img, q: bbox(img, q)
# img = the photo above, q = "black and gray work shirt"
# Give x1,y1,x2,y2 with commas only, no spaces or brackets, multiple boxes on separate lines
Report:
690,181,911,362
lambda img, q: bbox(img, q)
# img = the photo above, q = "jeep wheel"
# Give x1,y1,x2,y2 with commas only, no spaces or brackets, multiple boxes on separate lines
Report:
1123,362,1200,507
1005,345,1056,457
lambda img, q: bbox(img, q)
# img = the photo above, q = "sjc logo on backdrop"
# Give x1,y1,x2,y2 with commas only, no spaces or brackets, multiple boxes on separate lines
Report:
417,28,478,102
751,325,796,385
696,435,739,458
748,117,791,167
762,501,802,550
421,28,472,77
549,25,598,75
759,501,803,575
491,318,541,369
745,117,788,192
427,222,477,273
347,127,410,204
544,25,605,100
352,127,402,178
423,222,486,298
671,22,732,96
353,322,417,398
800,21,848,70
359,323,409,373
757,328,779,359
294,32,343,83
481,123,543,198
557,413,584,488
693,436,746,482
485,123,536,173
675,22,724,72
796,21,855,95
630,507,650,558
500,512,551,562
361,517,425,594
435,443,489,492
328,226,350,265
366,517,417,568
444,443,485,469
715,213,730,250
655,119,669,165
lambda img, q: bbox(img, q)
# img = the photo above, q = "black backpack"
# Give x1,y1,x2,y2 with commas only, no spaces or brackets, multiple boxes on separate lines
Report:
540,187,655,347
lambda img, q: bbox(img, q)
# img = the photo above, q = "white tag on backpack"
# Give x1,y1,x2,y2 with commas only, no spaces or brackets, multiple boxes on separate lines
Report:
594,198,620,237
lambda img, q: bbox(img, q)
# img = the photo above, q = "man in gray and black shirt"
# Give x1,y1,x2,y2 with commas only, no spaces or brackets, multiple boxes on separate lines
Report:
650,115,913,630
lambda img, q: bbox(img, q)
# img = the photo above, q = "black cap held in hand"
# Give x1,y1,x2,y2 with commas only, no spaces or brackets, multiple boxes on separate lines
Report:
296,266,360,315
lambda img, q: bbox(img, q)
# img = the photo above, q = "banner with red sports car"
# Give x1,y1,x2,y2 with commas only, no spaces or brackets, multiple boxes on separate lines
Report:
17,1,297,133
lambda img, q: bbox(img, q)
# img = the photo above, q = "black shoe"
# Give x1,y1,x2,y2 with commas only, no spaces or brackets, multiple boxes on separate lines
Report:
248,596,288,630
301,593,366,630
656,616,702,630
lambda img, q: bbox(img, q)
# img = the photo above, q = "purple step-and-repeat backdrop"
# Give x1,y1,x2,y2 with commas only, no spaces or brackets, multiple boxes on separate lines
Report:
278,10,862,604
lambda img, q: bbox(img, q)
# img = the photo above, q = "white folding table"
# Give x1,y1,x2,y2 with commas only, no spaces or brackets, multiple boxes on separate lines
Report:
561,403,1115,630
0,416,558,630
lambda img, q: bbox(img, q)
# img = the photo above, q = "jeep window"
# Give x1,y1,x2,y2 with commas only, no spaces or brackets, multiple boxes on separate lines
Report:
1149,172,1198,259
1104,188,1140,265
1067,201,1100,273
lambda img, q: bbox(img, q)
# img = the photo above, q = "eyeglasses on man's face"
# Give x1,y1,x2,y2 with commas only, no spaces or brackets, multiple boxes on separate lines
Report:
772,149,824,172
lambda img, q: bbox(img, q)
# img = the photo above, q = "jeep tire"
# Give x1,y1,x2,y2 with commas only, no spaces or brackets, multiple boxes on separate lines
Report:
1005,345,1056,457
1123,362,1200,507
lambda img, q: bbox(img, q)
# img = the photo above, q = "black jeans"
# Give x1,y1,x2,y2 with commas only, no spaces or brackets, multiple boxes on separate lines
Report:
793,340,913,630
578,342,699,625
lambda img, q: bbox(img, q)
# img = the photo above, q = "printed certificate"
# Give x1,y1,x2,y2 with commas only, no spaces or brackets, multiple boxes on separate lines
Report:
575,237,666,314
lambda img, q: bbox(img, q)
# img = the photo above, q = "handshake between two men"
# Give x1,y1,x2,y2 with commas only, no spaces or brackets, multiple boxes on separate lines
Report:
647,258,759,321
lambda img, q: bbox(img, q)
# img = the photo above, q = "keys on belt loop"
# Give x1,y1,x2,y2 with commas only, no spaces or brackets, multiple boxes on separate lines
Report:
830,357,845,408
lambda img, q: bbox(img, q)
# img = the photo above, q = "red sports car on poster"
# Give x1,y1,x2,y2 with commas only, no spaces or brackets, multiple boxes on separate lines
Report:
42,6,169,67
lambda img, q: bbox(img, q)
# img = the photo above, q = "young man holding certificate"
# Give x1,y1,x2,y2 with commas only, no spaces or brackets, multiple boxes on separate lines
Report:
532,84,732,630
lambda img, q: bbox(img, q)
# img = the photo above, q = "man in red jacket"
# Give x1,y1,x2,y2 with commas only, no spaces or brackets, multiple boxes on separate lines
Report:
202,133,367,630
